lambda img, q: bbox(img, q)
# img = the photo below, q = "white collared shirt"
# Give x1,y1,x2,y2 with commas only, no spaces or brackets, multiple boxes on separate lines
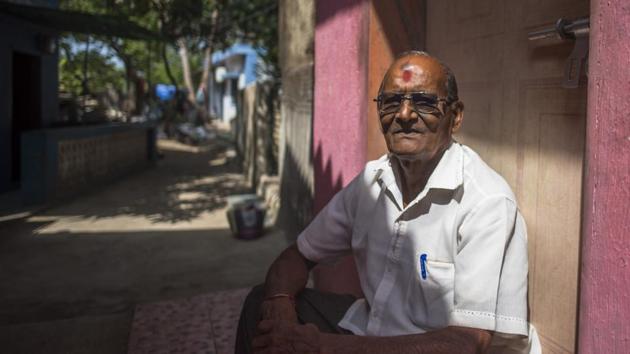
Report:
297,142,540,353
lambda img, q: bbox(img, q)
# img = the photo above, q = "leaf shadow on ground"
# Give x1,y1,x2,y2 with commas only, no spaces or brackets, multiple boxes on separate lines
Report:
45,138,253,224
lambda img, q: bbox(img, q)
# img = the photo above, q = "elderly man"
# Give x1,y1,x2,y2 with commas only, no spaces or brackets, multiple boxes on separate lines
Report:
235,51,538,354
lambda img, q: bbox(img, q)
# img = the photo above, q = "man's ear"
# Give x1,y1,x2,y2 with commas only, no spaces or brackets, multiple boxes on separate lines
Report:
451,101,464,134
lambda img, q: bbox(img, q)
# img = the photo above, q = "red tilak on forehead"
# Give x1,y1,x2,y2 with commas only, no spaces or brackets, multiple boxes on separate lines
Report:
402,70,412,82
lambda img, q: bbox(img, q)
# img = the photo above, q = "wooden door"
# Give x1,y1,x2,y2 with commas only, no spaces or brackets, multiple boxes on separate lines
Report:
426,1,589,352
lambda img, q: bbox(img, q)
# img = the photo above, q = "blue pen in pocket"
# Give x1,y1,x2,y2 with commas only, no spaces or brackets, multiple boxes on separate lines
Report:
420,253,427,280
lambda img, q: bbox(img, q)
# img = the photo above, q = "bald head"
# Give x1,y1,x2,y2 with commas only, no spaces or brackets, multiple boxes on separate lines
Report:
379,51,459,104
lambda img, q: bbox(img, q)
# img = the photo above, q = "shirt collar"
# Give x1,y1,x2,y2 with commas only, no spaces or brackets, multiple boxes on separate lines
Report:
422,141,464,191
373,141,464,196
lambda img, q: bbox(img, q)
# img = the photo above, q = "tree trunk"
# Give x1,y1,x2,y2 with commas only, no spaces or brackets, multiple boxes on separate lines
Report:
174,6,220,124
199,45,212,91
196,45,212,122
161,42,178,87
107,39,141,117
199,8,220,120
177,38,196,105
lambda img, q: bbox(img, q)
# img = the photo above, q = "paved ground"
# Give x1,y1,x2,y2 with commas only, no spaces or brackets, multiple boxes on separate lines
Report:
0,138,289,353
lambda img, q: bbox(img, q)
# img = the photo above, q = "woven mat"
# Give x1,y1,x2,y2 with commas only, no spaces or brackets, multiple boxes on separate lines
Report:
127,288,250,354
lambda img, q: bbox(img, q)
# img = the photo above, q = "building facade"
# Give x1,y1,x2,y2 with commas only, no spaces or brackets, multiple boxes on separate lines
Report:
0,0,59,196
0,0,158,208
279,0,630,352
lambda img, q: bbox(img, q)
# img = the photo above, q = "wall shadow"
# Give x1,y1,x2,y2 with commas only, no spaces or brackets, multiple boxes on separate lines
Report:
315,0,364,29
30,138,252,224
0,222,286,326
372,0,426,53
312,143,344,215
277,144,314,241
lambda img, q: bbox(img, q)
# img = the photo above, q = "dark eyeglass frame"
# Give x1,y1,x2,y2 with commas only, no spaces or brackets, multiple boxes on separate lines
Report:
373,91,453,118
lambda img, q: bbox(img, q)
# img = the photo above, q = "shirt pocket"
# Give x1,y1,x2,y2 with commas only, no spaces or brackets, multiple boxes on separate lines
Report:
406,255,455,329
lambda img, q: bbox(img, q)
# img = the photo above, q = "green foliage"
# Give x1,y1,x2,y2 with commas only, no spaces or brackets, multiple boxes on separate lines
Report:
58,35,126,95
151,44,182,85
58,0,280,95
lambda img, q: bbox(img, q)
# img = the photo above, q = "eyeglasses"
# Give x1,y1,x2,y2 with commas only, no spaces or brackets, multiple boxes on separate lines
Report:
374,92,450,117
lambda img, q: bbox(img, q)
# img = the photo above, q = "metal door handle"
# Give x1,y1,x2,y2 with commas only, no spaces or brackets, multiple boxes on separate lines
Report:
528,17,590,88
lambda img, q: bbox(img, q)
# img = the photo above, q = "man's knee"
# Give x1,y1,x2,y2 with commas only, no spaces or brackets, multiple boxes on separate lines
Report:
236,285,265,354
242,283,265,314
236,284,265,339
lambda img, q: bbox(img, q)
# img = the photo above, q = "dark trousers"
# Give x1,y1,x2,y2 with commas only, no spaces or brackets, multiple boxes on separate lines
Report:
234,285,357,354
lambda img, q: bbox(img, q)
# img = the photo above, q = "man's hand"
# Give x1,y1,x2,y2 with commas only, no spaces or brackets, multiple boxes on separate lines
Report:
260,297,298,323
252,320,321,354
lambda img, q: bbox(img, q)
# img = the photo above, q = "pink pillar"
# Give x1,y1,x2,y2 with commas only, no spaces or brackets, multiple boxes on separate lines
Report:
312,0,369,296
578,1,630,353
313,0,369,211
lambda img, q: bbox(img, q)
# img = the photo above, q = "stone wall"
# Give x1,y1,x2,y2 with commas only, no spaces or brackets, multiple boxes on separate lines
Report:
239,82,279,190
21,124,156,205
57,130,147,194
277,0,316,238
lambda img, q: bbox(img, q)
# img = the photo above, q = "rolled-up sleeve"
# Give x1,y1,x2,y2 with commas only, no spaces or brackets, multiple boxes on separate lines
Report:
449,195,529,336
296,173,362,263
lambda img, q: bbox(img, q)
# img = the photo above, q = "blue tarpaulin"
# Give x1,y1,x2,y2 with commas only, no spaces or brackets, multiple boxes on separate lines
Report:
155,84,176,101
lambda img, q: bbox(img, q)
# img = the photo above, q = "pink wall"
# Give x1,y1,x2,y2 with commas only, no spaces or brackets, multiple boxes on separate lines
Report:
313,0,369,212
578,1,630,352
312,0,369,297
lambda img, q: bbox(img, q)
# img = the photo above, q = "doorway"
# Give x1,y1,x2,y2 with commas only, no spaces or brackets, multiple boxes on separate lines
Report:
426,1,589,352
11,51,42,189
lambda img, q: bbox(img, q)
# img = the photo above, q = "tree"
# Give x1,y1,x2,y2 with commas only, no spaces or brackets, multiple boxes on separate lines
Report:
58,35,125,96
59,0,279,119
60,0,162,115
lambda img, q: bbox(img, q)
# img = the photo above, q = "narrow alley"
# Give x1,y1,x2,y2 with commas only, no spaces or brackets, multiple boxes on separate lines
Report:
0,135,288,353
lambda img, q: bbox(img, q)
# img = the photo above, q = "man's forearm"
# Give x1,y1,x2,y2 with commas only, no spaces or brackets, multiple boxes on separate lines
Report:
320,326,492,354
264,244,313,297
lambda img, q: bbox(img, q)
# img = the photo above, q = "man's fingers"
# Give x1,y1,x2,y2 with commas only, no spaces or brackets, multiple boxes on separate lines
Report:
256,319,275,334
252,343,271,354
251,334,270,349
